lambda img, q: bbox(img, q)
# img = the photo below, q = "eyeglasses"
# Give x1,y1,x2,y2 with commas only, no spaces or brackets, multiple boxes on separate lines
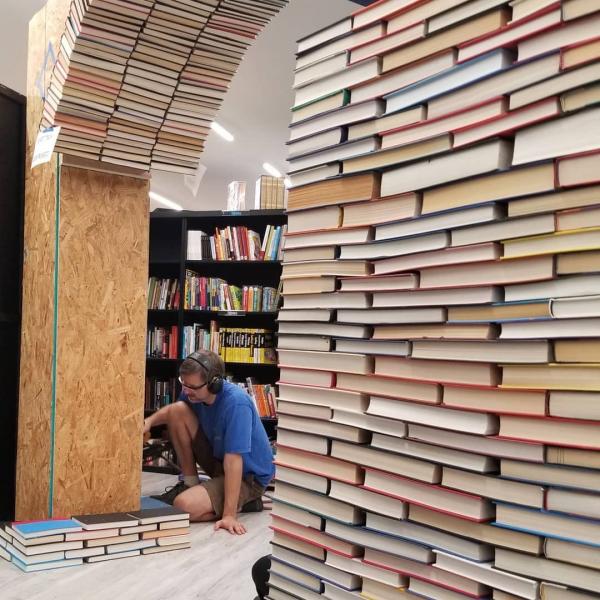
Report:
178,376,207,391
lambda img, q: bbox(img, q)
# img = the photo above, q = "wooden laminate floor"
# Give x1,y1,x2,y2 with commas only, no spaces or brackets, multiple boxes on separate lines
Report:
0,472,271,600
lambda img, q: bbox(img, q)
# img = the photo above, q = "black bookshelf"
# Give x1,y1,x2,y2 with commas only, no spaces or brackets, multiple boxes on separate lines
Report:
145,209,286,457
0,85,25,520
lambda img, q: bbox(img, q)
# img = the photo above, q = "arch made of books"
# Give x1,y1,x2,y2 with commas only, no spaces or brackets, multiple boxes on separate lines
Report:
17,0,288,520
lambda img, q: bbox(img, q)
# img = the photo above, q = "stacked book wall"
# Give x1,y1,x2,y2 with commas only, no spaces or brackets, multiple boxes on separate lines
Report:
271,1,600,599
43,0,288,174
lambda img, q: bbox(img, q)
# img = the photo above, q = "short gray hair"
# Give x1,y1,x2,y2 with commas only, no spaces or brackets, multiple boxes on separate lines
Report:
180,350,225,382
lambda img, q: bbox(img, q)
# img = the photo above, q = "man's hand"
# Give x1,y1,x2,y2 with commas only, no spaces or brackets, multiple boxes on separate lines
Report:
143,419,152,443
214,515,247,535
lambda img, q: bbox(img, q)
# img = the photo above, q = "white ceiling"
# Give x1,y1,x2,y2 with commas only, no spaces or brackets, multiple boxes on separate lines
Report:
0,0,358,212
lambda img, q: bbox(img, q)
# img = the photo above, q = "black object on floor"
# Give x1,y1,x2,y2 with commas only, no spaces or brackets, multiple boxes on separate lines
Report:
252,555,271,600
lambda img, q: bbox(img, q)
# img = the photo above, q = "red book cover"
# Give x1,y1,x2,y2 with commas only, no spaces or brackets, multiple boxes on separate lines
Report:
456,2,561,63
274,445,364,485
362,467,493,523
270,516,359,557
380,96,508,138
169,325,178,359
556,149,600,188
452,97,561,147
277,367,336,387
559,35,600,69
362,556,485,598
498,414,600,450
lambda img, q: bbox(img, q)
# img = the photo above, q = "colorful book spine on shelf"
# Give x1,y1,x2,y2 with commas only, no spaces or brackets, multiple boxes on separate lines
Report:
146,326,178,360
145,377,178,411
184,270,279,312
147,277,179,310
186,225,284,261
219,328,277,364
242,378,278,418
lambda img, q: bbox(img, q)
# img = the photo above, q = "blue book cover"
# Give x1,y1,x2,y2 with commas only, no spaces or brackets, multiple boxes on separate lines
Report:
12,556,83,572
270,226,282,261
12,519,81,539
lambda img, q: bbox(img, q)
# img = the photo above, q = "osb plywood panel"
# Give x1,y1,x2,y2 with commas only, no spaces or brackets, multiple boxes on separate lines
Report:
54,167,148,516
17,0,149,519
16,0,74,520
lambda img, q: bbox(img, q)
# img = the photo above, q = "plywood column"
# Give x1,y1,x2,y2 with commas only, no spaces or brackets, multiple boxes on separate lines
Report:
16,1,149,519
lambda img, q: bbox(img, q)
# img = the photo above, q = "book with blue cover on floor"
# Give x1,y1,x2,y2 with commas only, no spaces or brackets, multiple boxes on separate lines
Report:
11,519,82,539
11,556,83,572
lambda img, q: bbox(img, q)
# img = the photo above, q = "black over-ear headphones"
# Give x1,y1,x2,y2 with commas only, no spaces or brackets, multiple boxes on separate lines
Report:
187,353,224,394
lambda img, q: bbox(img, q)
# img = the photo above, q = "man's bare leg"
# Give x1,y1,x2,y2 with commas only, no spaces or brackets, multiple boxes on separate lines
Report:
167,401,199,478
174,485,216,522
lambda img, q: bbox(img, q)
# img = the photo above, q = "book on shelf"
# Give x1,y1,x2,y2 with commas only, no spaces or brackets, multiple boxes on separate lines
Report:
146,326,178,360
255,176,286,210
220,328,277,365
184,271,280,312
144,377,177,412
186,223,286,261
147,277,179,310
244,378,277,418
182,320,277,365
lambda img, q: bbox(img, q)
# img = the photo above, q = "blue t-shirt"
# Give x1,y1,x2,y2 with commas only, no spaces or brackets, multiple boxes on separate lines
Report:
188,381,274,488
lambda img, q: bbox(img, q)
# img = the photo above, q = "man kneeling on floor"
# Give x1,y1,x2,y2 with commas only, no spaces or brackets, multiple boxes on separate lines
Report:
145,350,274,535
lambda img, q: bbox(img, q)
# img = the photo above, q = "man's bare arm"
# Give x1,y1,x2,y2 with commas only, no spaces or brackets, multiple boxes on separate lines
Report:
215,453,246,535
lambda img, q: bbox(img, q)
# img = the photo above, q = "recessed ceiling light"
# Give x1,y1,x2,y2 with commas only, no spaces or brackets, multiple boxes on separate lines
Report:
263,162,282,178
149,191,183,211
211,121,234,142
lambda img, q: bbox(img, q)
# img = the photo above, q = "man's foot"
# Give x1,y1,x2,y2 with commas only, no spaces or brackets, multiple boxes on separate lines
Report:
150,481,189,505
241,498,264,513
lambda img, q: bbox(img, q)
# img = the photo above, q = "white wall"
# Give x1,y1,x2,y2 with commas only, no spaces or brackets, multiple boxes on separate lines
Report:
0,1,46,94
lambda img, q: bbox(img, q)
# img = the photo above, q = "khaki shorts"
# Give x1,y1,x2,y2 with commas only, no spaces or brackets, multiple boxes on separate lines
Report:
192,426,265,518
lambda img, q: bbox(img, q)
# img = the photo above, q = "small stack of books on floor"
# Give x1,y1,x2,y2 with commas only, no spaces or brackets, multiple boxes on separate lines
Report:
0,507,190,572
270,0,600,599
41,0,289,174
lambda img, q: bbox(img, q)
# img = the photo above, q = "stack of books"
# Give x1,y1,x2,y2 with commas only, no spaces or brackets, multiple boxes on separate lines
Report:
187,224,286,261
0,508,190,572
42,0,288,174
146,325,178,359
184,271,281,312
271,1,600,599
255,175,287,209
147,277,180,310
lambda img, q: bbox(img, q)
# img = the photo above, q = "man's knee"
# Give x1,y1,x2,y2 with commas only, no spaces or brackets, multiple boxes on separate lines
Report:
167,401,197,430
174,485,214,520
